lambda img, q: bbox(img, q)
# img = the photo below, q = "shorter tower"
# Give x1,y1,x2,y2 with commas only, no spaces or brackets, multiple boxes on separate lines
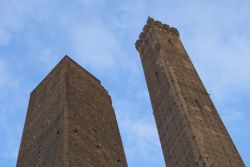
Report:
136,17,245,167
17,56,128,167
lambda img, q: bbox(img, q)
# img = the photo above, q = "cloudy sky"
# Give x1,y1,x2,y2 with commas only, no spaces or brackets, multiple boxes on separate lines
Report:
0,0,249,166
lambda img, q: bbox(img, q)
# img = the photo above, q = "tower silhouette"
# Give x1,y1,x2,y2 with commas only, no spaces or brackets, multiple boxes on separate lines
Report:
136,17,245,167
17,56,128,167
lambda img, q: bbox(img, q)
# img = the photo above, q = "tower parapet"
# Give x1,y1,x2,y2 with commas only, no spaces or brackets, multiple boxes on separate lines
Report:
136,17,179,52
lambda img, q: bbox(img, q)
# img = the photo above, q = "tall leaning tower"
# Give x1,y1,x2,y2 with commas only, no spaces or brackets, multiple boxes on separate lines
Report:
136,17,245,167
16,56,128,167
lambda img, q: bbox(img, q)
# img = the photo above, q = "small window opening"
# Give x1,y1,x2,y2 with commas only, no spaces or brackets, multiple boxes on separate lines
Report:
155,71,159,80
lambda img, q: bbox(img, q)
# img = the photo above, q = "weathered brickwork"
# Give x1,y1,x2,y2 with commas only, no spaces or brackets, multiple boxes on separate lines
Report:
17,56,128,167
136,17,245,167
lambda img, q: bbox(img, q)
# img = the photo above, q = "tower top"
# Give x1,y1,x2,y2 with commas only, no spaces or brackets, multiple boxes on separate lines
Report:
61,55,100,83
31,55,100,95
135,17,179,51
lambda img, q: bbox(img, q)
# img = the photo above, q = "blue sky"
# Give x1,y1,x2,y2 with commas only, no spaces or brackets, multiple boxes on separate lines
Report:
0,0,250,166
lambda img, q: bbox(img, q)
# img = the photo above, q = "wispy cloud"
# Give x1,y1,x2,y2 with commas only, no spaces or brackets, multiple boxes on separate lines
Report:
0,0,33,46
68,22,121,71
121,116,160,157
114,99,165,166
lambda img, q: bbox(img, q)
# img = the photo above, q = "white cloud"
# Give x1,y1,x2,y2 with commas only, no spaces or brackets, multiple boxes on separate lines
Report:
187,33,250,102
68,22,121,70
121,117,160,158
114,100,163,162
0,0,32,46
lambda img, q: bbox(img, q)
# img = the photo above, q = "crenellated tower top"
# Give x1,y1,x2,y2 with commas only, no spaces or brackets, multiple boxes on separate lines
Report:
135,17,179,51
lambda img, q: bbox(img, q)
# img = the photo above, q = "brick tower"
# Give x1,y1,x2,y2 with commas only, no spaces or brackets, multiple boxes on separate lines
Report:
16,56,128,167
136,17,245,167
